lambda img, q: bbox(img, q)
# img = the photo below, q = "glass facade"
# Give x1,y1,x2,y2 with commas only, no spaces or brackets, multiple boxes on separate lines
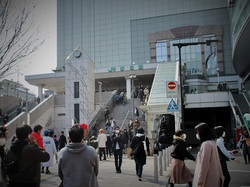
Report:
156,41,167,63
57,0,234,75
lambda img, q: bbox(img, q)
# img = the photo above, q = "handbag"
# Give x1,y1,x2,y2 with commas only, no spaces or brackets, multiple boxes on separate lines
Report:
130,137,144,156
130,143,141,156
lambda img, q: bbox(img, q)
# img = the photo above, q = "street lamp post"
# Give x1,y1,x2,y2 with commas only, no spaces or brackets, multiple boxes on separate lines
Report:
173,40,218,127
129,74,136,137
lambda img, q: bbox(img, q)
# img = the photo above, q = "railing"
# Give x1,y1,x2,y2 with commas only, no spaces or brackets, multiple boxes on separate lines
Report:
120,110,131,130
228,91,242,126
85,90,117,140
183,82,229,94
242,90,250,106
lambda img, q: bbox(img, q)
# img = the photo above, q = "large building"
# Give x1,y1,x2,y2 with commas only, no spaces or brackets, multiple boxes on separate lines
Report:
26,0,250,143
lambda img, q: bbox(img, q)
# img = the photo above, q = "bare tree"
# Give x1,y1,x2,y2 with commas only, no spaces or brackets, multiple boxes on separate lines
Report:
0,0,44,79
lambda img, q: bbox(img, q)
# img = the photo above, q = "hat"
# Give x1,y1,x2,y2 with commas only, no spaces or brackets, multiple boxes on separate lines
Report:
99,129,104,133
137,127,144,134
175,129,185,137
44,129,51,136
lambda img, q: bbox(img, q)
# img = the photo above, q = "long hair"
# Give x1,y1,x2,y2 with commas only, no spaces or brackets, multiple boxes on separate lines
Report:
195,122,215,143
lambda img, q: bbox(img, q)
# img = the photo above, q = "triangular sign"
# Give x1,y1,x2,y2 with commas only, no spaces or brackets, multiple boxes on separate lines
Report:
167,99,179,112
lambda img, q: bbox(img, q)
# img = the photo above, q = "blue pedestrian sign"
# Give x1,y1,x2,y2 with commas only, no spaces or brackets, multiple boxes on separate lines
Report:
167,99,179,112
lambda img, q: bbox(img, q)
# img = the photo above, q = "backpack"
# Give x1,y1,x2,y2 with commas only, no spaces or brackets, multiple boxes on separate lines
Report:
2,146,25,180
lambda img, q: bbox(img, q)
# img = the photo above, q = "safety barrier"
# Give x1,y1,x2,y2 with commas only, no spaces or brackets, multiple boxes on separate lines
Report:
153,145,174,182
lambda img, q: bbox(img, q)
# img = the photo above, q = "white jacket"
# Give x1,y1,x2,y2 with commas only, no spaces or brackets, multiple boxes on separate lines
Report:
96,133,107,148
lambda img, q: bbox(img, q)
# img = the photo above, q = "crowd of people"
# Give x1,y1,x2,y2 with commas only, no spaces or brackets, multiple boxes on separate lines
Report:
0,119,249,187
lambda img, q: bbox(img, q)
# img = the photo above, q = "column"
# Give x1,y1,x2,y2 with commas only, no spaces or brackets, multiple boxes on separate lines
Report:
38,85,43,101
126,77,131,99
98,82,102,108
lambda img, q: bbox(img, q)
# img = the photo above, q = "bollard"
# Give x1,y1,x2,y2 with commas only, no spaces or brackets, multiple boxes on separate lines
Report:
167,146,171,166
154,154,158,183
159,151,163,176
163,148,167,171
166,148,169,167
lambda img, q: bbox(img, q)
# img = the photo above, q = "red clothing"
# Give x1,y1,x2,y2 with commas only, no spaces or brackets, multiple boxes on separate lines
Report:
31,132,45,149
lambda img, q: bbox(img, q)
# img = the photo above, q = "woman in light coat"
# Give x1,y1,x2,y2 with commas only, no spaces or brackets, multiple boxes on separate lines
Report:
193,123,224,187
42,130,57,174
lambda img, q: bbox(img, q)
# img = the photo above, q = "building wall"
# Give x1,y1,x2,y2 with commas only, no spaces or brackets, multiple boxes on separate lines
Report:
57,0,234,74
65,51,95,127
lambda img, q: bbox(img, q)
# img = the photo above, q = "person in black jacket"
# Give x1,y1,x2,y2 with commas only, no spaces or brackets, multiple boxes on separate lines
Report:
5,124,49,187
130,127,150,181
111,126,124,173
58,131,67,150
168,129,195,187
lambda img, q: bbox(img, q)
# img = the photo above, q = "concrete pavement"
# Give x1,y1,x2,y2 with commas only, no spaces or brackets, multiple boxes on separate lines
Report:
40,150,250,187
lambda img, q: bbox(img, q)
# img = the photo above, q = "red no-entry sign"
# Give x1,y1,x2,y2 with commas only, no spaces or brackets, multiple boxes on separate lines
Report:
168,81,176,90
166,81,178,98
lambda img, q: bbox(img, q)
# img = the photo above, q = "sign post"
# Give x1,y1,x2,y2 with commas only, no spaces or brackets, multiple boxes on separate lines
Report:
166,81,178,98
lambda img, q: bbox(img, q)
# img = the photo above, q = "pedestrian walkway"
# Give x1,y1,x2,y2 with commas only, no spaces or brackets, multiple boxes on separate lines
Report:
40,152,250,187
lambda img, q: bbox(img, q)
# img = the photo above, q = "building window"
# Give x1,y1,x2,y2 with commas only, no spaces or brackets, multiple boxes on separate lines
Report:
156,41,167,63
204,35,218,76
74,103,79,124
74,82,79,98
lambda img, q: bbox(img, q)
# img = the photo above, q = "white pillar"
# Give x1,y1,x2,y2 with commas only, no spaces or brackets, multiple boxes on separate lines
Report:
126,77,131,99
38,85,43,101
154,154,158,183
98,82,102,108
159,151,163,176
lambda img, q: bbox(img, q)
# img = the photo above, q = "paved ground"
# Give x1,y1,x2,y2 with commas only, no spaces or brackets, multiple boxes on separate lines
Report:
40,149,250,187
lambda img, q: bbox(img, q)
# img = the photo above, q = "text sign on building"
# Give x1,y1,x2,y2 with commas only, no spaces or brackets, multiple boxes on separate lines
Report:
166,81,178,98
167,99,179,112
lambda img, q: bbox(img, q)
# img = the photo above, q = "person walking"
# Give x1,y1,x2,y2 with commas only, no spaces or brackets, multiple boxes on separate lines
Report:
122,129,129,154
134,107,139,118
193,123,224,187
42,130,57,174
53,135,59,151
106,133,112,158
95,129,107,161
158,131,168,150
5,124,49,187
214,126,237,187
130,127,150,181
58,125,99,187
239,130,250,164
31,125,45,150
104,108,109,122
243,112,250,129
111,126,124,173
58,131,67,150
168,129,195,187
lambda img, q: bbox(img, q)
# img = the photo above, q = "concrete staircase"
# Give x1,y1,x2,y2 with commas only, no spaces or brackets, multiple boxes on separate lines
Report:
99,97,146,131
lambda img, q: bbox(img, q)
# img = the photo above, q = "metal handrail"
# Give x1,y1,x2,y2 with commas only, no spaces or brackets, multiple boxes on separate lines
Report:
120,110,131,130
228,92,242,126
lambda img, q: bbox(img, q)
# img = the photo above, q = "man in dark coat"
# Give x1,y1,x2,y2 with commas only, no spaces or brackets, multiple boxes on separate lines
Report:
58,131,67,150
5,124,49,187
111,126,124,173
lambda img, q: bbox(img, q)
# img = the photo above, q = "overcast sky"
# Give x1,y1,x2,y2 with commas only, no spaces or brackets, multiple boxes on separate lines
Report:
6,0,57,96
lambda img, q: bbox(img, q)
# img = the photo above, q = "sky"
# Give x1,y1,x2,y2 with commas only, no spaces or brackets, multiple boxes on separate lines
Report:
5,0,57,96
